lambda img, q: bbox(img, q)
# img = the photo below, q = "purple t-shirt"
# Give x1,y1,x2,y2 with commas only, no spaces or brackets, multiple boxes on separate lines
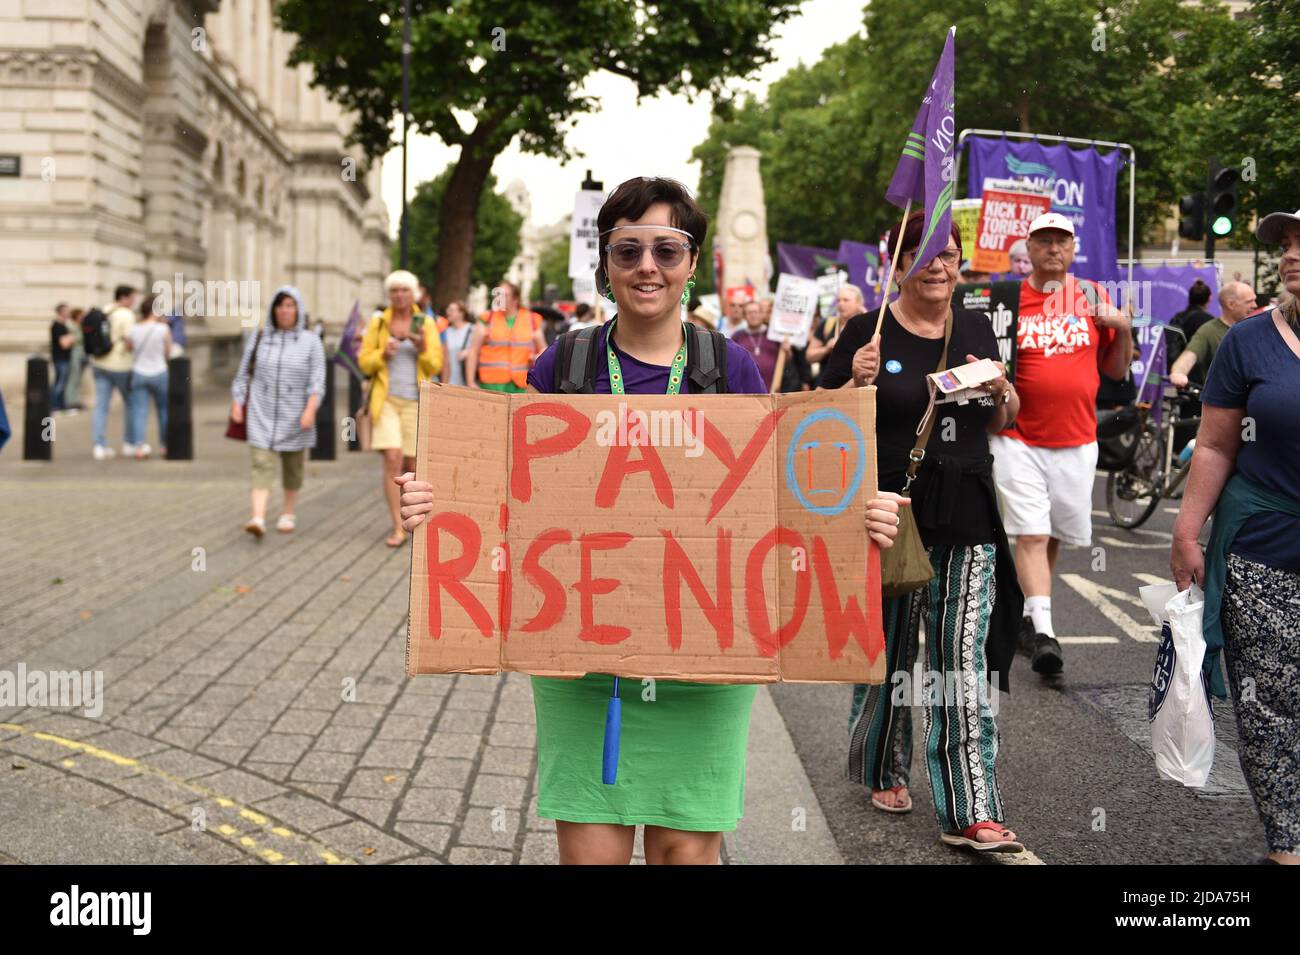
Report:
730,327,781,388
528,323,766,396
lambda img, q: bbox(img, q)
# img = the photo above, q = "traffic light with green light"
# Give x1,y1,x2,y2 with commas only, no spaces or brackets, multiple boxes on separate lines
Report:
1207,160,1240,238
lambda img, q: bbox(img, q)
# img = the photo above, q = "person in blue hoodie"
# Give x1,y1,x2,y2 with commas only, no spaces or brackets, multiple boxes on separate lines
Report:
229,286,325,537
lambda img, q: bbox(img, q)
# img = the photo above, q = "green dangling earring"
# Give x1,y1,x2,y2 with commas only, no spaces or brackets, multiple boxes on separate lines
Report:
680,279,696,306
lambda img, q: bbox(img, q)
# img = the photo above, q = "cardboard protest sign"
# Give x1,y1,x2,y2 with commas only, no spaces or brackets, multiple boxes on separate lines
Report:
954,281,1021,380
406,383,884,685
970,179,1051,274
767,273,819,347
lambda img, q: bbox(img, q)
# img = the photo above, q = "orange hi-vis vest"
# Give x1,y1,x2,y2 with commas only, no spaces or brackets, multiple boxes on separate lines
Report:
478,308,537,388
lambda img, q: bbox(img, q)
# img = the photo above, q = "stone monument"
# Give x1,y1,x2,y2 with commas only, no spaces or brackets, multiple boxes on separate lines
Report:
713,146,771,300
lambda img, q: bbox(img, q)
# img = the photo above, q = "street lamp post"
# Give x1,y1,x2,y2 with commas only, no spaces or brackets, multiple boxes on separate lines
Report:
400,0,411,269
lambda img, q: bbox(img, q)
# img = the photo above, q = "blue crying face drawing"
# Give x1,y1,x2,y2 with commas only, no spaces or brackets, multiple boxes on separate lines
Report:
785,409,866,517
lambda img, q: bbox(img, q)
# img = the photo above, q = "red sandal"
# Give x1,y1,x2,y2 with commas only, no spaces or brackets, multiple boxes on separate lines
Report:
941,821,1024,853
870,784,913,814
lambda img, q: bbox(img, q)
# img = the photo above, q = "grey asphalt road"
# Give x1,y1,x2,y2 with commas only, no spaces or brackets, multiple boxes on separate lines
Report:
770,473,1267,865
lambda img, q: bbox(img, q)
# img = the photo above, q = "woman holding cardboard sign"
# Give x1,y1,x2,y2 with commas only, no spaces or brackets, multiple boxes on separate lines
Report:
821,209,1027,854
397,177,903,864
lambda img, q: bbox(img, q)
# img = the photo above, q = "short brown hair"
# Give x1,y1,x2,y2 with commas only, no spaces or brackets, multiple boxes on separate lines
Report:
445,300,468,321
887,209,963,262
597,177,707,248
595,177,706,296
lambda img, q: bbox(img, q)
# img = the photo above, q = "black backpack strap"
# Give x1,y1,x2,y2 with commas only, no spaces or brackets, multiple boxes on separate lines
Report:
686,324,727,394
554,325,602,394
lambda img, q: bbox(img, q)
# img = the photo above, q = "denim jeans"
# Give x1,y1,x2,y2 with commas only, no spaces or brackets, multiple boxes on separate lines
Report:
129,371,169,448
92,367,134,448
51,359,69,411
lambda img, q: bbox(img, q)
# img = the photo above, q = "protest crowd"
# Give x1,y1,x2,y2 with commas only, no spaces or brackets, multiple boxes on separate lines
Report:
9,18,1297,876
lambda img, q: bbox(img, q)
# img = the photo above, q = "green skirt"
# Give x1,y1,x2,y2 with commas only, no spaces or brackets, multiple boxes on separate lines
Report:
531,674,757,832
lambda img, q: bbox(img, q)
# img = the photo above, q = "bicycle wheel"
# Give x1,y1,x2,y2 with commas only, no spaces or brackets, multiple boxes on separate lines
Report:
1106,425,1163,529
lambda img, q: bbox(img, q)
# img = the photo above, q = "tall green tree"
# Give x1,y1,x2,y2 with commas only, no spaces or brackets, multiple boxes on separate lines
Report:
692,0,1251,284
277,0,805,304
1172,0,1300,267
535,236,574,302
394,168,523,304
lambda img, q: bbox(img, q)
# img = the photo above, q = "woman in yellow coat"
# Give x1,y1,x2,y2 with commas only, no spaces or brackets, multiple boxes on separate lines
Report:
360,269,443,547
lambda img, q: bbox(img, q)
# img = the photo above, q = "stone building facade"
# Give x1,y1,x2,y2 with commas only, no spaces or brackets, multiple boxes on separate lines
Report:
501,178,569,308
0,0,390,389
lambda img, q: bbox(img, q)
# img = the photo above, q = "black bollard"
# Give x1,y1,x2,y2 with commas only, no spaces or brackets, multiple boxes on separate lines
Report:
346,370,362,452
312,360,336,460
166,355,193,460
24,355,52,461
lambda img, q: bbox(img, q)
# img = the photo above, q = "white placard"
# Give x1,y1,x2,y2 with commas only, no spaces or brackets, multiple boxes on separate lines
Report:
767,273,819,348
568,189,605,280
815,268,846,320
571,274,596,306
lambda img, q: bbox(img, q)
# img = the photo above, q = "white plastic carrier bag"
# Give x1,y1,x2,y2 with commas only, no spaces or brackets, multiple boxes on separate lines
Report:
1138,581,1215,788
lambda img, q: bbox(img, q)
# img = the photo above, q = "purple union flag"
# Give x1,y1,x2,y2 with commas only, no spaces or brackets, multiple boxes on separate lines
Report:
885,27,956,285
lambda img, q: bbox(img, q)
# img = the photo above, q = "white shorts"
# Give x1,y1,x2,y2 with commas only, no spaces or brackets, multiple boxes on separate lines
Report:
989,435,1098,547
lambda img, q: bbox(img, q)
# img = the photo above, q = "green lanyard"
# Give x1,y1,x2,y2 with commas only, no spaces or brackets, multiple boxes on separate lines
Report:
605,320,689,396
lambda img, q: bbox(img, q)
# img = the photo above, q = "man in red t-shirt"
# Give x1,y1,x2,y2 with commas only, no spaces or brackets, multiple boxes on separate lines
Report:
990,213,1133,676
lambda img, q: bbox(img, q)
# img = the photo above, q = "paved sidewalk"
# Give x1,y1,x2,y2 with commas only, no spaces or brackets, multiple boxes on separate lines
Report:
0,384,841,864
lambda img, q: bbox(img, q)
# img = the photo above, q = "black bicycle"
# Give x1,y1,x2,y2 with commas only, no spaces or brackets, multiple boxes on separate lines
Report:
1104,381,1201,529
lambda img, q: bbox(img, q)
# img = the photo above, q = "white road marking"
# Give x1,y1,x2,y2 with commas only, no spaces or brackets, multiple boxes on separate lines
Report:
1132,572,1168,587
1163,507,1180,515
1124,527,1172,539
1059,573,1157,642
1056,636,1121,644
1097,536,1172,550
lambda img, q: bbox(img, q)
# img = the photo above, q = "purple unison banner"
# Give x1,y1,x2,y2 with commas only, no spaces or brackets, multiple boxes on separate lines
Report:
776,243,841,280
1130,263,1221,324
836,240,884,310
965,137,1124,284
1127,263,1220,417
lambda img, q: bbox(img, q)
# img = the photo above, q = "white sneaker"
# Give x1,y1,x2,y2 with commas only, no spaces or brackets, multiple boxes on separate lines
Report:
93,445,116,461
121,443,138,457
135,443,152,460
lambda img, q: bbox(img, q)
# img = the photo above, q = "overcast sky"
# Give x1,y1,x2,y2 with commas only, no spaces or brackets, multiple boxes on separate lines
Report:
380,0,863,233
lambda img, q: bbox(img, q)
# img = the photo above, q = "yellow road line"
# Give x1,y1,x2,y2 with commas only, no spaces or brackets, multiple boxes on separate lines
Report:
1,722,357,865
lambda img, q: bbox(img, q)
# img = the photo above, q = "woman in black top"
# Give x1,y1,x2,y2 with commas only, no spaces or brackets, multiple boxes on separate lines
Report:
822,209,1027,853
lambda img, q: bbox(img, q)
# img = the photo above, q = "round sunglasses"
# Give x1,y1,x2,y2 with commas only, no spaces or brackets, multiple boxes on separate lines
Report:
604,239,693,270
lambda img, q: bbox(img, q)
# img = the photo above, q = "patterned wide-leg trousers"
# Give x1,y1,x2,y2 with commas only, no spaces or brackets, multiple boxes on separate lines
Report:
1222,553,1300,856
847,543,1005,832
